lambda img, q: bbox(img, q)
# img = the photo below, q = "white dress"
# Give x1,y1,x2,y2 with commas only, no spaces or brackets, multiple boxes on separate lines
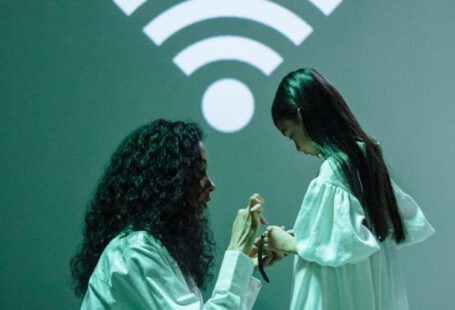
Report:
81,230,261,309
290,156,435,310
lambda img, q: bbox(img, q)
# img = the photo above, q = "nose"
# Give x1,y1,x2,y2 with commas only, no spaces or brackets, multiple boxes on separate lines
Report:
208,178,216,192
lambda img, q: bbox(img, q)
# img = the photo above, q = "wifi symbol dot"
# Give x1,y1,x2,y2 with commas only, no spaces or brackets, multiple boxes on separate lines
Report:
114,0,343,133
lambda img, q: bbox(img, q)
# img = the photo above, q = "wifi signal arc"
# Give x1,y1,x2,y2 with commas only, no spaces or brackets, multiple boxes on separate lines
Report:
114,0,343,19
143,0,313,46
112,0,344,133
173,36,282,76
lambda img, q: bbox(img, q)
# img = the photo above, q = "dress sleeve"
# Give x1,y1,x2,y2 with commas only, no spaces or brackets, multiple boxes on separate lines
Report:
293,179,380,267
391,180,435,247
82,243,260,309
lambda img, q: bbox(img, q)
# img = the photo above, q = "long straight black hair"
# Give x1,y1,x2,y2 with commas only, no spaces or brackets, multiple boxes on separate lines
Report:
272,68,405,243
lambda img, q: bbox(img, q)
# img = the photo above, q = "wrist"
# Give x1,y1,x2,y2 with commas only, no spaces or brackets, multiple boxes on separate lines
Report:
227,243,248,254
285,237,297,255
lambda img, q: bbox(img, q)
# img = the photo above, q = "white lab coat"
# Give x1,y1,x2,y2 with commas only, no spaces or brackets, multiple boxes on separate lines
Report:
81,230,261,309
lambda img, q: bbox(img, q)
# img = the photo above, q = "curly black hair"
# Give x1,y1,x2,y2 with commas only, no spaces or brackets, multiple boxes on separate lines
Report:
70,119,214,297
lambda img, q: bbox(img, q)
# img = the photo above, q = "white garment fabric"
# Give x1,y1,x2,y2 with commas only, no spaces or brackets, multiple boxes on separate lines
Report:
81,230,261,309
290,156,435,310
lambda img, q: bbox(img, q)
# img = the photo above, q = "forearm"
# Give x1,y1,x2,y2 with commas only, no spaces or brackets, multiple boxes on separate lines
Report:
267,227,297,255
284,236,297,255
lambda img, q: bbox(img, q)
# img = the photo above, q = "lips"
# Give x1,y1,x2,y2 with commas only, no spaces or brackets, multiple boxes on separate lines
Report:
200,194,210,205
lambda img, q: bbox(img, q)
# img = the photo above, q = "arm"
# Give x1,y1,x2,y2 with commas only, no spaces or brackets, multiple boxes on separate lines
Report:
282,180,380,267
204,194,265,309
204,250,261,310
82,195,265,310
263,226,297,255
82,242,260,310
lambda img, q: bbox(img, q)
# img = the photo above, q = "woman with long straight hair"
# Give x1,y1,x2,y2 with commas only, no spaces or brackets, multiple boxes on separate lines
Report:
264,68,434,309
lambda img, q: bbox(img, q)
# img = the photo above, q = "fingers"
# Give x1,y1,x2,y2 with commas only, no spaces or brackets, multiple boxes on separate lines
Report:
249,203,262,212
248,205,260,230
252,206,268,225
248,194,267,226
261,249,287,267
247,245,258,258
248,193,264,208
265,225,276,237
260,214,268,225
265,225,287,235
263,253,274,266
251,203,269,231
233,208,251,231
234,203,262,232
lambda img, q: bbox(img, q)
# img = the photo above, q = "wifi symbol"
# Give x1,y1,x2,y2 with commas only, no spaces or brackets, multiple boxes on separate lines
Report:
114,0,343,133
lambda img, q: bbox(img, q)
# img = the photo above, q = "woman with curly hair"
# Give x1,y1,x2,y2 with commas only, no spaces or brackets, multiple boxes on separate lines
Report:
263,68,434,309
71,119,267,309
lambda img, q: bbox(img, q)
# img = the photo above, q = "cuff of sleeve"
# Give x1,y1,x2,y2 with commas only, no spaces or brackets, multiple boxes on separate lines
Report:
214,250,255,297
242,277,262,310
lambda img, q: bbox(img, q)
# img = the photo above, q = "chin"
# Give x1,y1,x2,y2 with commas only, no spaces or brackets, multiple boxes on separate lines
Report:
197,202,207,216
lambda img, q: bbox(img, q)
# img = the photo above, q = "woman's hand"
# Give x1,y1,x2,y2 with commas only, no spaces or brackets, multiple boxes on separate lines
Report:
248,240,287,270
228,194,267,254
263,225,297,255
247,193,268,225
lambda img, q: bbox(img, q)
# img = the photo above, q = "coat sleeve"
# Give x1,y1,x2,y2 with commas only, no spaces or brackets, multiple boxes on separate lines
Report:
81,241,261,310
206,250,261,310
293,179,380,267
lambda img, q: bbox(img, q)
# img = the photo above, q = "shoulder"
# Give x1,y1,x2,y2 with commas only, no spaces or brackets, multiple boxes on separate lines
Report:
107,230,165,254
93,230,178,281
313,157,350,192
84,231,195,309
110,230,176,265
314,141,370,191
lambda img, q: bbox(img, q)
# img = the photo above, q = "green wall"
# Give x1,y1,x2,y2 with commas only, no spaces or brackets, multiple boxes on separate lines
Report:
1,1,454,308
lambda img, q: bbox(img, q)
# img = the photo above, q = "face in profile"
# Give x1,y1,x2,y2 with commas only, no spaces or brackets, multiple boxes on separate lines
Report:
196,141,216,214
275,110,320,157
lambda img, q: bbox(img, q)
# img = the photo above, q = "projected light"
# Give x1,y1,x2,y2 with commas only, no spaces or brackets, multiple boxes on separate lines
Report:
308,0,343,16
114,0,343,133
114,0,147,16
